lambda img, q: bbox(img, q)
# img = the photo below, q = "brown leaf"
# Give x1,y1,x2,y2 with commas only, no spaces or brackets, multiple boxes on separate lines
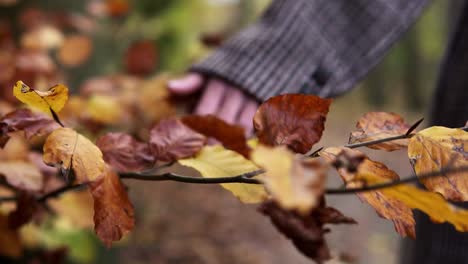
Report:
89,167,134,247
321,147,415,238
0,213,22,258
150,119,206,162
253,94,332,154
0,161,43,192
0,109,60,147
8,192,39,229
408,126,468,201
58,34,92,67
125,40,157,76
181,115,250,157
97,132,154,172
322,147,468,238
259,200,355,264
43,127,105,183
349,112,411,151
251,145,326,214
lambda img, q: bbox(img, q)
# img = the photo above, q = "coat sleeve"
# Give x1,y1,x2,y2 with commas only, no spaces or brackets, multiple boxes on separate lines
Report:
191,0,430,101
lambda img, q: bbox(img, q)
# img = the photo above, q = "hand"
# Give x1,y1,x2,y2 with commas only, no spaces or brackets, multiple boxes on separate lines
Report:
168,73,258,135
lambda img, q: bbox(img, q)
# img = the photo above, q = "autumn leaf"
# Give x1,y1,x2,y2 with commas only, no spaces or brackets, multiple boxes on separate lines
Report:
86,95,123,124
349,112,411,151
8,192,39,229
253,94,332,154
58,35,92,67
179,145,267,203
0,109,60,147
0,161,43,192
259,200,355,264
89,167,134,247
181,115,250,157
97,132,154,172
408,126,468,201
321,147,468,238
13,81,69,116
125,40,157,76
43,127,105,183
252,146,326,214
0,213,22,258
149,119,206,162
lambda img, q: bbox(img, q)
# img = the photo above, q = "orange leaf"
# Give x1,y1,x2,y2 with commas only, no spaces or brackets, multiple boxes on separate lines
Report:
58,35,92,67
89,167,134,247
97,132,154,172
253,94,331,154
349,112,411,151
150,119,206,162
181,115,250,157
0,213,22,258
408,126,468,201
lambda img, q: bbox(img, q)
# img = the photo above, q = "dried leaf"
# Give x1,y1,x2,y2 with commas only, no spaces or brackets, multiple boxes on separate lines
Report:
252,146,326,214
58,34,92,67
0,161,43,191
253,94,332,154
8,192,39,229
408,126,468,201
0,213,22,258
181,115,250,157
43,127,105,183
97,132,153,172
86,95,123,124
0,108,60,147
13,81,68,116
149,119,206,162
179,145,267,203
322,147,468,237
125,40,157,76
89,167,134,247
349,112,411,151
259,200,355,264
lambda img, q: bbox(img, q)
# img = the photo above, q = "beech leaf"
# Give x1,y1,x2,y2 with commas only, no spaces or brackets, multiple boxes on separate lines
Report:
89,167,135,247
149,119,206,162
349,112,411,151
259,200,355,264
181,115,250,157
0,109,60,147
43,127,105,183
322,147,468,238
13,81,69,116
408,126,468,201
252,145,327,214
253,94,332,154
97,132,153,172
0,161,43,192
178,145,267,203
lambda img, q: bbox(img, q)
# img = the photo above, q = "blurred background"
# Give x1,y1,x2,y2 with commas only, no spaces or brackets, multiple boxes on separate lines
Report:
0,0,462,263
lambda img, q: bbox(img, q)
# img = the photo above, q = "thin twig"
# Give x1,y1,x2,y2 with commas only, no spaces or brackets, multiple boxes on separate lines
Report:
37,183,86,202
120,172,262,184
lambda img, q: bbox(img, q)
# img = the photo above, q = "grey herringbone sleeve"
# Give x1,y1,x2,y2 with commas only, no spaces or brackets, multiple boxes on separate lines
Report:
191,0,429,101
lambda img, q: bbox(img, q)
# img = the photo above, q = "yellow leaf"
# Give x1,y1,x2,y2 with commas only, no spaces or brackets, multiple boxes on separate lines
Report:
48,189,94,229
86,95,123,124
43,127,105,183
179,145,267,203
252,146,326,214
408,126,468,201
321,147,468,238
13,81,69,116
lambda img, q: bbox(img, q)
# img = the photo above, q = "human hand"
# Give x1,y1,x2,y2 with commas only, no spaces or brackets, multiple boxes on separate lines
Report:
168,73,259,135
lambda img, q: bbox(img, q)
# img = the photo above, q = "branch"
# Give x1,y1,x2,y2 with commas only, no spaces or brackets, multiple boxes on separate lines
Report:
120,170,262,184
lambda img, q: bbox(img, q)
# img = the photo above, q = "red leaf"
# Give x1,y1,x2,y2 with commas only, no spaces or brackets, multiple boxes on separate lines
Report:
8,192,39,229
124,40,157,76
181,115,250,157
89,167,134,247
0,109,60,147
253,94,332,154
96,132,154,172
259,199,355,264
150,119,206,162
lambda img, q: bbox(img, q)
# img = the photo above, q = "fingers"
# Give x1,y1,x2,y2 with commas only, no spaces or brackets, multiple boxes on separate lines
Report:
194,79,226,115
237,100,259,135
216,86,245,124
168,73,204,95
